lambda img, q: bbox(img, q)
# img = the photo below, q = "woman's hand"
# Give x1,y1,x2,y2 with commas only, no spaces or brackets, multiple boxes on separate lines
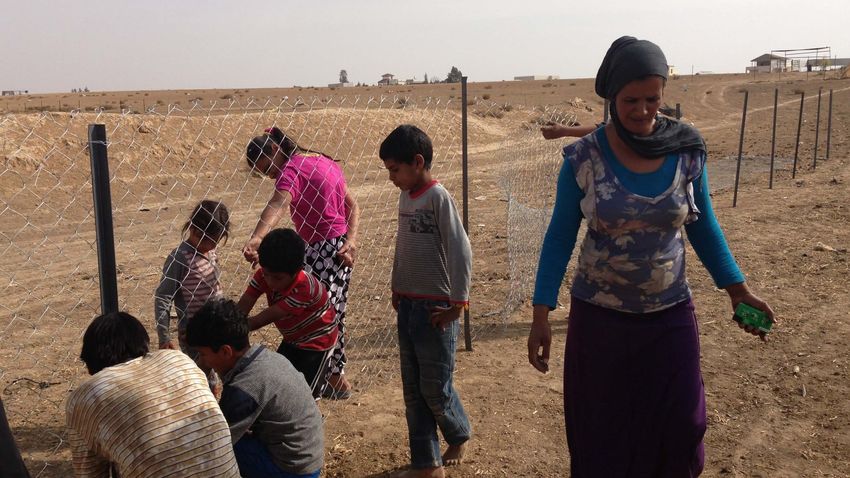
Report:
726,282,776,340
528,304,553,373
242,236,262,265
337,240,357,268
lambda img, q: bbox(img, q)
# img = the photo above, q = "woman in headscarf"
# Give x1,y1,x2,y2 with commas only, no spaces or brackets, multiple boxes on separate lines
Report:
527,36,775,476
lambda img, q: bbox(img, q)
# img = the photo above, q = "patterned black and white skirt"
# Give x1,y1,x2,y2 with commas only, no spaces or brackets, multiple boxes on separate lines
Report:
303,234,351,376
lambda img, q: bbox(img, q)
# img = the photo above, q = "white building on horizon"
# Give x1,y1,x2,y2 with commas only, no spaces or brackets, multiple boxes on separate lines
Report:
513,75,560,81
378,73,398,86
747,53,796,73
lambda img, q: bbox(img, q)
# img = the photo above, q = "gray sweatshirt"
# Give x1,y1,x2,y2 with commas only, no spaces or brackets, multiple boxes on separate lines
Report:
219,345,324,475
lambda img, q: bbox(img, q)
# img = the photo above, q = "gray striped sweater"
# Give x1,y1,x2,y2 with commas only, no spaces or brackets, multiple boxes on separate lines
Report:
392,182,472,305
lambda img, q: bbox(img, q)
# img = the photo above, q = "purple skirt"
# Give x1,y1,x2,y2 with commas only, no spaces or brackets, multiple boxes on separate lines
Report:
564,297,706,478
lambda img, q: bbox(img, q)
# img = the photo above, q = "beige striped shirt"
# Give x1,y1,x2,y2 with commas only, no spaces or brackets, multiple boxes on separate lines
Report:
66,350,240,478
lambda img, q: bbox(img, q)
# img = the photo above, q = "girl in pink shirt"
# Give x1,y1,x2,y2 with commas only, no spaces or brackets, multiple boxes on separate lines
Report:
244,126,359,399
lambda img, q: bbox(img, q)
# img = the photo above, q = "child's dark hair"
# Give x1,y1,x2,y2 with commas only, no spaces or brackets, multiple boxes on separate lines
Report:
257,228,305,275
185,298,249,352
379,124,433,169
80,312,150,375
246,126,333,168
182,200,230,245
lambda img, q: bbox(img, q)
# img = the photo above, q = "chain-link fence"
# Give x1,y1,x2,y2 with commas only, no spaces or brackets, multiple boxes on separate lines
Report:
0,88,582,475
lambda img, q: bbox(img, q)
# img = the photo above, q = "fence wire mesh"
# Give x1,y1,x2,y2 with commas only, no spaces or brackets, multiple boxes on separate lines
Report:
0,93,579,475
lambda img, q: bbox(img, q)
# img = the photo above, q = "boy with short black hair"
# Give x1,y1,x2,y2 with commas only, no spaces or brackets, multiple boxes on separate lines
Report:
379,124,473,478
237,228,339,398
67,312,240,478
186,298,324,478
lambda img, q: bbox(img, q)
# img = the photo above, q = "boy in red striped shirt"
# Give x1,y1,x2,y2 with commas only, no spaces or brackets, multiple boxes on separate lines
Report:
238,228,339,398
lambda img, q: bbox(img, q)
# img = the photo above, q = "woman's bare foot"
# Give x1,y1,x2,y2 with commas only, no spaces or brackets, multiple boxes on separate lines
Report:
391,466,445,478
442,442,466,466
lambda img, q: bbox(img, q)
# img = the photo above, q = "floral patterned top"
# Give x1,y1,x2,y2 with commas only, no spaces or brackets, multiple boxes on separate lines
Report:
567,130,704,312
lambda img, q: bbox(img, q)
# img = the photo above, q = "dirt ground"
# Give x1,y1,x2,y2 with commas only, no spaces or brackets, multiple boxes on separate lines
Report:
1,71,849,477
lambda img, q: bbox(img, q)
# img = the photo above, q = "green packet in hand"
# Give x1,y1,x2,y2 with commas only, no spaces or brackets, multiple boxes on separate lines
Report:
733,303,773,333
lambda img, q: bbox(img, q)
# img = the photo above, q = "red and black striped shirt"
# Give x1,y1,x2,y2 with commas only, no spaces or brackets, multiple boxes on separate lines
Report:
245,270,339,351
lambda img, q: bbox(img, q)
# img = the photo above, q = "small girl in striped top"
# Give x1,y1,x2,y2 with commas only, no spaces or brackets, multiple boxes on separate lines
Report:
155,200,230,393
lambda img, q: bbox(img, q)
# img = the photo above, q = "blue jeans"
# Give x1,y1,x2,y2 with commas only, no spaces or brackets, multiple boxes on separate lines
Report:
233,435,320,478
397,297,471,469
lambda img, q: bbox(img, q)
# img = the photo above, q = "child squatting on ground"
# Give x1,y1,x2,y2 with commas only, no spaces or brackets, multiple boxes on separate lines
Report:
237,228,339,399
380,124,473,478
67,312,240,477
154,199,230,395
186,298,325,478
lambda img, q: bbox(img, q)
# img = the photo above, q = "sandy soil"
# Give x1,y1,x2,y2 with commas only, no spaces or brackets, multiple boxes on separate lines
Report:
1,72,849,477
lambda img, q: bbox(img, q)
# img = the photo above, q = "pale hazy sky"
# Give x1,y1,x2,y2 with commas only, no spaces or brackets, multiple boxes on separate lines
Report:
2,0,848,93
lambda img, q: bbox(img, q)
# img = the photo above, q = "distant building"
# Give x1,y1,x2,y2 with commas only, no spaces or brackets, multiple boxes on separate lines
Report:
513,75,560,81
378,73,398,86
747,54,793,73
668,65,677,77
327,82,354,88
1,90,27,96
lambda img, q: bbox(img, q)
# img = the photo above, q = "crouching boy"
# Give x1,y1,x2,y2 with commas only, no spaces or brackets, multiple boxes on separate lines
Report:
186,298,324,478
67,312,239,477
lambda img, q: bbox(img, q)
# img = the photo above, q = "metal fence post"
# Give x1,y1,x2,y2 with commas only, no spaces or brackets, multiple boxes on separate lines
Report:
675,103,681,120
813,87,822,169
792,92,804,178
732,91,749,208
460,76,472,352
826,89,833,160
88,124,119,314
603,99,609,123
769,88,778,189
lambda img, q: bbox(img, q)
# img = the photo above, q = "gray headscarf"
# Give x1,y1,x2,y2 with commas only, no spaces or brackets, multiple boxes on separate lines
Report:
596,36,706,158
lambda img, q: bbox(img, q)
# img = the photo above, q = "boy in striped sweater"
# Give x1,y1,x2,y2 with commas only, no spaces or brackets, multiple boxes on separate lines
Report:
379,125,473,478
66,312,240,478
238,228,339,398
